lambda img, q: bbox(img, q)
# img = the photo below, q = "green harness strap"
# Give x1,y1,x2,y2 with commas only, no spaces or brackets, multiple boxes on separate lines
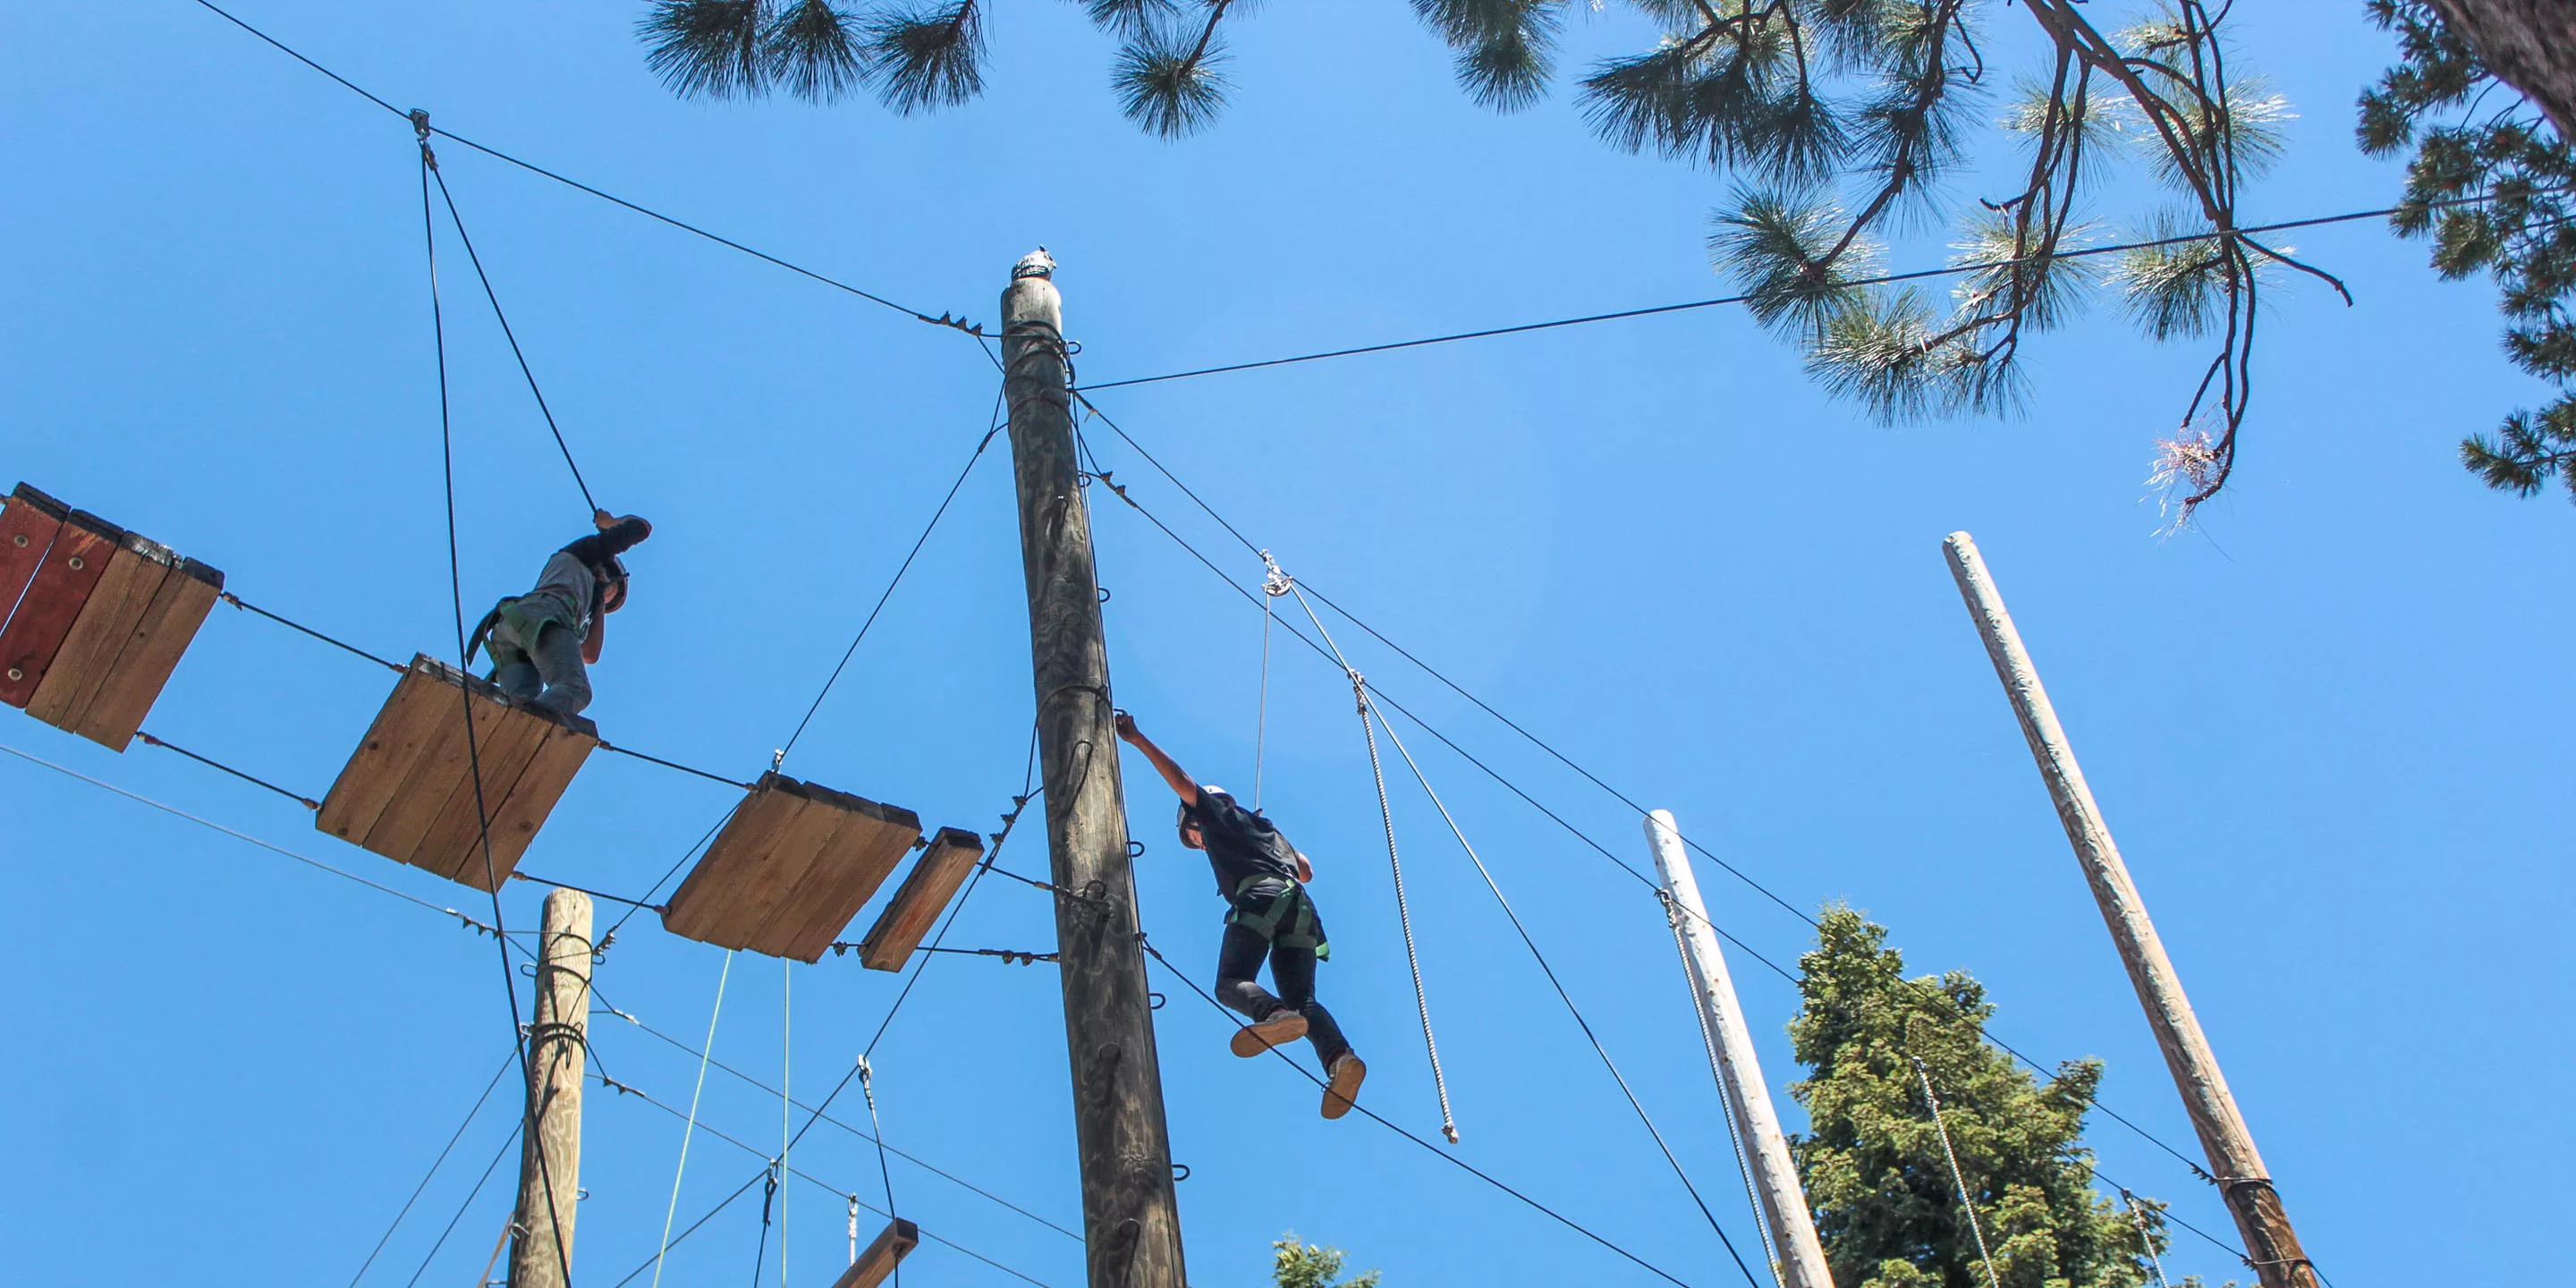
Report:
1227,874,1328,959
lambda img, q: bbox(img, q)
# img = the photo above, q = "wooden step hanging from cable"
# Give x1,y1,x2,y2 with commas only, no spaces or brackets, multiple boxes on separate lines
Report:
0,484,225,750
317,654,597,890
662,773,925,962
855,826,984,971
830,1218,919,1288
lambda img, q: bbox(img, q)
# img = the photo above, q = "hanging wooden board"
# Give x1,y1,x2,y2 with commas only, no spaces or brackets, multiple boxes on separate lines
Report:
663,773,922,962
857,826,986,972
316,655,596,889
0,507,120,709
829,1218,919,1288
0,485,69,626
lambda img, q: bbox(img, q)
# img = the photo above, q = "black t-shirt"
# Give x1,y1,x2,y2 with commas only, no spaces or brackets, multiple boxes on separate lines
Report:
1184,790,1300,898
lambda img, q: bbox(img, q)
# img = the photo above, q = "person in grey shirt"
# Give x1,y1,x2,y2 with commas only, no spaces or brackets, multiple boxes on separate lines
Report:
468,509,653,732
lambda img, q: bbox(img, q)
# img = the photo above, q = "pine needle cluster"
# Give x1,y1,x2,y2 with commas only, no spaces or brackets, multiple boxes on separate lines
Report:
2360,0,2576,503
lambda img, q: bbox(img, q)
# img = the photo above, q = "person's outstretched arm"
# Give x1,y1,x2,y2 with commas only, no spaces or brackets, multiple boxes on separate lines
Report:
564,509,653,564
1113,712,1197,807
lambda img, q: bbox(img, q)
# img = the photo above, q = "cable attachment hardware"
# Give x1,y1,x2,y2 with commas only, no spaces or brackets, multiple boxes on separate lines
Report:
1259,549,1294,598
408,108,436,169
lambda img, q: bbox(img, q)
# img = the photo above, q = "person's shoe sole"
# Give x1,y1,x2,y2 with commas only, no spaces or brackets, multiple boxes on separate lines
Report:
1230,1012,1309,1058
1321,1055,1368,1120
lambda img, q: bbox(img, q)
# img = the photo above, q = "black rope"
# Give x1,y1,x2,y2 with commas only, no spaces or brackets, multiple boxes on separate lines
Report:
779,403,1005,763
189,0,974,334
1076,406,2232,1191
1136,937,1695,1288
596,740,758,789
1072,199,2528,392
603,1165,769,1288
136,731,320,810
425,162,597,514
219,591,405,673
511,870,665,912
591,979,1082,1241
348,1045,518,1286
419,126,576,1288
609,798,742,944
398,1122,520,1288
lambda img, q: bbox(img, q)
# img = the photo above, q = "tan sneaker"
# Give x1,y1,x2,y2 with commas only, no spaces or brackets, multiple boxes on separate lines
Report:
1229,1009,1309,1057
1321,1053,1368,1120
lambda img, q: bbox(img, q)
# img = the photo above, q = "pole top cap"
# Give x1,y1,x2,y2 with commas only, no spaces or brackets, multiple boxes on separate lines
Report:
1013,247,1056,281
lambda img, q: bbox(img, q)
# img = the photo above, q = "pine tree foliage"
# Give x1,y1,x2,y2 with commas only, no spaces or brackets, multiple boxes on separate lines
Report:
1271,1233,1383,1288
2360,0,2576,502
630,0,2325,521
1790,908,2198,1288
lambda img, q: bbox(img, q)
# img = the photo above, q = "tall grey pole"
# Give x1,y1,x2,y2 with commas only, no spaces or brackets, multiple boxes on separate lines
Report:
1001,250,1187,1288
1646,810,1835,1288
509,888,593,1288
1942,531,2316,1288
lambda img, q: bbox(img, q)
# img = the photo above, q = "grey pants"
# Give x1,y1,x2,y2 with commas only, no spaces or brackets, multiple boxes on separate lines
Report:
488,621,592,718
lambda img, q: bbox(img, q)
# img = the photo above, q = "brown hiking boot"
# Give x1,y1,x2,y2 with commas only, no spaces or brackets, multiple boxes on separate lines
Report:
1229,1009,1309,1057
1321,1053,1367,1120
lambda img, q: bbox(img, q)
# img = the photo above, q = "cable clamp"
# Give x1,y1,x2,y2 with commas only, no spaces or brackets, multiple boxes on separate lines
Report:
409,108,437,169
1259,549,1293,597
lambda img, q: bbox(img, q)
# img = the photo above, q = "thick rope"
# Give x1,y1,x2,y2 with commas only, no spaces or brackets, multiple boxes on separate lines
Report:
2125,1190,2175,1288
778,959,792,1288
1914,1056,2003,1288
1275,564,1457,1143
652,952,735,1288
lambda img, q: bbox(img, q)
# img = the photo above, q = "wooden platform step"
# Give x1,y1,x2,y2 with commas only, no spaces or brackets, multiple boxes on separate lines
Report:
830,1218,919,1288
663,773,924,963
0,484,224,750
857,826,985,971
317,654,597,890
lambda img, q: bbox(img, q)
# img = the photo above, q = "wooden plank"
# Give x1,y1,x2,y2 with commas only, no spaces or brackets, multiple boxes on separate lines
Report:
704,780,857,949
766,783,922,963
0,512,120,708
26,536,172,730
361,673,486,868
857,827,986,972
0,486,68,631
662,784,801,945
317,661,450,846
71,557,223,750
830,1219,919,1288
457,716,597,893
413,696,555,886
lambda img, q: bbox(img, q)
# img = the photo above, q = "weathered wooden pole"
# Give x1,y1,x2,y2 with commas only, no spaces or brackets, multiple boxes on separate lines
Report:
1646,810,1835,1288
509,888,594,1288
1941,531,2318,1288
1001,249,1187,1288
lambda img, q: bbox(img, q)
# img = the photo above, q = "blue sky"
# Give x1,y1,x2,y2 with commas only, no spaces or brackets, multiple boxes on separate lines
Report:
3,3,2565,1285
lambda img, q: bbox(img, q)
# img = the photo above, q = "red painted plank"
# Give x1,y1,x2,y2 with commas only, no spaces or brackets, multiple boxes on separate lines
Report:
0,486,69,636
0,512,120,708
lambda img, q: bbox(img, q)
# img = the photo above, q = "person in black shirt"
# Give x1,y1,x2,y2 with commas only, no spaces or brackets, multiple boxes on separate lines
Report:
1115,710,1367,1120
466,510,653,733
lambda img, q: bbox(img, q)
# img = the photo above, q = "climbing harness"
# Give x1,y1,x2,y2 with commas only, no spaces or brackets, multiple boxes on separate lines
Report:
1226,872,1327,955
1268,555,1458,1143
1913,1055,2004,1288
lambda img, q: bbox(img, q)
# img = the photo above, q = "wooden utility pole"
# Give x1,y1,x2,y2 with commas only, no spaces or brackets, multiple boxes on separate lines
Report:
1941,531,2318,1288
1000,249,1187,1288
509,888,594,1288
1646,810,1835,1288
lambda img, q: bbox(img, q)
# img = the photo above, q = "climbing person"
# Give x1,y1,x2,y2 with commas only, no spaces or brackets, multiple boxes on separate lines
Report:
1113,709,1367,1119
467,508,652,734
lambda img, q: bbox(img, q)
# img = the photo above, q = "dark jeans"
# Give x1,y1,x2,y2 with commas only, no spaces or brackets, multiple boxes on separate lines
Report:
489,621,592,718
1216,922,1351,1071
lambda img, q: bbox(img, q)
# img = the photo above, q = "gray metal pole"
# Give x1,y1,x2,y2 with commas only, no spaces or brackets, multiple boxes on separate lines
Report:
1646,810,1835,1288
1001,250,1187,1288
509,888,593,1288
1941,530,2317,1288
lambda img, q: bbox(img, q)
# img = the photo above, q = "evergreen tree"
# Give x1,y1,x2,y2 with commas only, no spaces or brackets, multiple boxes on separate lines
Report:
1271,1233,1382,1288
1789,907,2192,1288
2360,2,2576,502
